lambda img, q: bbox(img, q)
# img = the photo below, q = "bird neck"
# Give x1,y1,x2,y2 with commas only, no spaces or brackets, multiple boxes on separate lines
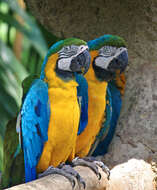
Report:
85,51,108,109
44,53,78,89
85,50,107,86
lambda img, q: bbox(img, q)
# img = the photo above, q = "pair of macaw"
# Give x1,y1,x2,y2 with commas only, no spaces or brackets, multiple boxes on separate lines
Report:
1,35,128,189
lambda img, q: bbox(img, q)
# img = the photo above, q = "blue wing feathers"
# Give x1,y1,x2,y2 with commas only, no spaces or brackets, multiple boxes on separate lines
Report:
34,100,42,117
76,74,88,135
102,82,122,153
21,79,50,182
92,81,122,156
24,150,36,182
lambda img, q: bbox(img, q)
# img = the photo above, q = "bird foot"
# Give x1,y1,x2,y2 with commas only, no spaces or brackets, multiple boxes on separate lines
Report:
83,156,110,180
38,164,85,189
38,165,75,188
71,157,102,180
58,163,86,189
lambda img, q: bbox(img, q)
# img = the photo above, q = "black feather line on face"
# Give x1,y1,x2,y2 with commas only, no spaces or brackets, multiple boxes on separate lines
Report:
92,57,115,82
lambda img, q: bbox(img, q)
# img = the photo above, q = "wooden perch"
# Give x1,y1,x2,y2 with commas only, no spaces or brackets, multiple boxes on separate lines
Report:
7,166,109,190
6,159,156,190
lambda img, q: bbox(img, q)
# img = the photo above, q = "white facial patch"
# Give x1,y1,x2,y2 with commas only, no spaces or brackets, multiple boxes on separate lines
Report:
57,57,72,71
57,45,88,71
95,46,127,69
95,56,114,69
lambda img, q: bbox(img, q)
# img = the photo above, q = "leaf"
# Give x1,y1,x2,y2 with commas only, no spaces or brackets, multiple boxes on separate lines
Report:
0,40,28,82
0,0,48,57
0,40,28,138
0,40,28,104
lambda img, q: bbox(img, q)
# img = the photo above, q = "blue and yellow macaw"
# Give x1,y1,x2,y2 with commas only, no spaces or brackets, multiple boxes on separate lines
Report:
75,34,128,159
16,38,91,183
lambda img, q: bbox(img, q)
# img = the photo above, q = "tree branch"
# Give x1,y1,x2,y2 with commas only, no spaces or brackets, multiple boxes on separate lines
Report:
7,159,156,190
7,166,108,190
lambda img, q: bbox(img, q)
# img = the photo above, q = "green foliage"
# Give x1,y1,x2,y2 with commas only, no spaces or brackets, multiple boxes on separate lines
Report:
0,39,28,171
0,40,28,137
0,0,59,171
1,0,48,57
1,117,24,189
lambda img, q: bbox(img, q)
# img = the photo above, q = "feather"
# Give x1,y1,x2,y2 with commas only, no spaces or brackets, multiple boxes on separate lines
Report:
88,86,112,156
21,79,50,182
91,81,122,156
76,74,88,135
87,34,126,51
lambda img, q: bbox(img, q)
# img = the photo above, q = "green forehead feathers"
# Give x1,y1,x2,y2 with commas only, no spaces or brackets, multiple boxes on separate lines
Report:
47,38,87,57
87,34,126,51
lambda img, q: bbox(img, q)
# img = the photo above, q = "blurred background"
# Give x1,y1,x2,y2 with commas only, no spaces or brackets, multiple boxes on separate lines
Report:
0,0,61,170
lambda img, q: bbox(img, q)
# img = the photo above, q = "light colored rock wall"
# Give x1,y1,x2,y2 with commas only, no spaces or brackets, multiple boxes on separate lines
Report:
104,63,157,166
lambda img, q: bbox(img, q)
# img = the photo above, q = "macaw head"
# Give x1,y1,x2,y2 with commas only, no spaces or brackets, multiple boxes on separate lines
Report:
40,38,91,80
87,34,128,82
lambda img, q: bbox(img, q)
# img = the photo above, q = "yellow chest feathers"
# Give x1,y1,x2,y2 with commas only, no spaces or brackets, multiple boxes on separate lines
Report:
37,53,80,170
75,50,108,157
85,50,108,133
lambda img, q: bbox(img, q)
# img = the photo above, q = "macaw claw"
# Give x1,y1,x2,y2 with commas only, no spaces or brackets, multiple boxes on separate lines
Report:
83,156,110,180
38,164,86,189
72,157,110,180
38,165,75,188
58,163,86,189
71,157,101,180
93,160,110,180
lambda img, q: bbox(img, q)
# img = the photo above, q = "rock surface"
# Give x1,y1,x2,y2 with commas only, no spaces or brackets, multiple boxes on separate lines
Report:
24,0,157,172
103,63,157,167
107,159,156,190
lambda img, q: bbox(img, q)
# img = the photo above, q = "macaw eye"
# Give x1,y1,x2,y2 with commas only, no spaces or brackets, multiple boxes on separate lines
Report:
99,46,117,57
80,45,85,50
64,46,71,51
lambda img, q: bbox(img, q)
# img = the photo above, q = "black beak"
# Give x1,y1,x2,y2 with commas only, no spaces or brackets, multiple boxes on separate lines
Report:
70,49,91,75
108,50,128,73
